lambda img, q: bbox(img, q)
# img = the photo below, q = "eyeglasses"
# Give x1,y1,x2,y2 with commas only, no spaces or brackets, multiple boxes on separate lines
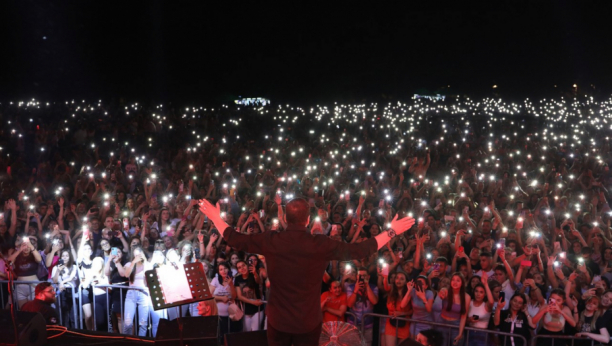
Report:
43,288,56,294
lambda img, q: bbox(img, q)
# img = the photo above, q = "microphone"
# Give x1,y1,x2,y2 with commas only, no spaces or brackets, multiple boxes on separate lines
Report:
170,262,179,270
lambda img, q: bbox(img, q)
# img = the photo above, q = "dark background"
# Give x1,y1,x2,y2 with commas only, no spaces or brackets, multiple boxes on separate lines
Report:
1,1,611,104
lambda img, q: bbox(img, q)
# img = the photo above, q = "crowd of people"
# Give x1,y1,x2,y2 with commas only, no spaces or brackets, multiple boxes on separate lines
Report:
1,96,612,346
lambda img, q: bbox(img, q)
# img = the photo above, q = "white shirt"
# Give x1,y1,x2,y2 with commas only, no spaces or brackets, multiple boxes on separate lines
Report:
210,276,233,317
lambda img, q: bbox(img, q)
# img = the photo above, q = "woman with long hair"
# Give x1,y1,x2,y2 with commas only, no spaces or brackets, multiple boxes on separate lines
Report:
494,293,534,346
177,239,195,264
575,295,610,345
532,288,576,346
122,246,161,337
466,273,494,346
576,296,610,346
234,260,265,331
210,261,238,342
157,207,175,235
401,275,434,338
439,273,471,346
51,249,78,327
104,248,129,333
84,257,110,331
8,236,42,308
77,241,96,330
384,272,410,346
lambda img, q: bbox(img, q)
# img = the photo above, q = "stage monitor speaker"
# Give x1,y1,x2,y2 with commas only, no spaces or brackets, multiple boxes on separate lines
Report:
155,316,218,346
224,330,268,346
0,310,47,346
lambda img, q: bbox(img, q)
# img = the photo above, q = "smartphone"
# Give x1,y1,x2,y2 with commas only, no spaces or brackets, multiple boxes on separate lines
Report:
458,246,464,253
499,238,506,248
379,199,384,208
472,315,480,320
58,259,65,266
259,209,265,218
397,246,404,259
433,263,440,271
111,247,119,256
381,264,389,276
123,218,129,231
520,260,532,267
331,224,339,236
444,215,455,222
500,291,506,302
317,190,324,197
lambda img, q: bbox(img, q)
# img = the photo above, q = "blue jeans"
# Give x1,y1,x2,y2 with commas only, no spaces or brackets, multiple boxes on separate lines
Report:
466,330,489,346
123,289,161,337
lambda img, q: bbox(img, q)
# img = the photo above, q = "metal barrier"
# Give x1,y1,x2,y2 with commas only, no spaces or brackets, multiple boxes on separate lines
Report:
54,283,79,328
92,284,148,336
1,279,47,308
532,334,596,346
359,313,529,346
0,279,80,328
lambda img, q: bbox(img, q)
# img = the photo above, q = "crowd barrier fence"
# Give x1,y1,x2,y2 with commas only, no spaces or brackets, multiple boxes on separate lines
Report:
360,313,529,346
532,334,596,346
2,279,270,337
8,279,604,346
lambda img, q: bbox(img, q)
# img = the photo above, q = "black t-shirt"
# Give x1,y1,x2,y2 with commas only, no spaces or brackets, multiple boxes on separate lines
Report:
575,313,608,346
234,274,262,316
21,299,59,325
109,260,128,284
497,310,532,346
578,314,607,333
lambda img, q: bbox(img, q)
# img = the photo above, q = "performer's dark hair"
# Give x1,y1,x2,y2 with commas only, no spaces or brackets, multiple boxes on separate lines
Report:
285,198,310,226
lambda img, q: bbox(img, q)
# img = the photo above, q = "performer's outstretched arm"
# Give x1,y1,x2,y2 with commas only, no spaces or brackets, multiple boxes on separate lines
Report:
198,199,230,235
375,215,415,250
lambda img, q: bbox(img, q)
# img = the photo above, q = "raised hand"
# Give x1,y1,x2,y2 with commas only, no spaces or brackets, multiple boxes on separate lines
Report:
497,296,506,310
415,286,427,301
390,215,416,235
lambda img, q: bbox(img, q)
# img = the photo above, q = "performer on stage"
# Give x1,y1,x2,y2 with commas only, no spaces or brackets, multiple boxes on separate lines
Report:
198,198,415,346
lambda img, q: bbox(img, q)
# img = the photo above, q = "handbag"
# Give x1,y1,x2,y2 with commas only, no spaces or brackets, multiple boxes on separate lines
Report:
228,301,244,321
389,317,407,328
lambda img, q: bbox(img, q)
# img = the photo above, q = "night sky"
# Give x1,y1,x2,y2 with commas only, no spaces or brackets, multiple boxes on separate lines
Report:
1,1,611,103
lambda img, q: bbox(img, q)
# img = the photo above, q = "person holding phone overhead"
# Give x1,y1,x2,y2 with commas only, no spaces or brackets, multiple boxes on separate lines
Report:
198,198,415,346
